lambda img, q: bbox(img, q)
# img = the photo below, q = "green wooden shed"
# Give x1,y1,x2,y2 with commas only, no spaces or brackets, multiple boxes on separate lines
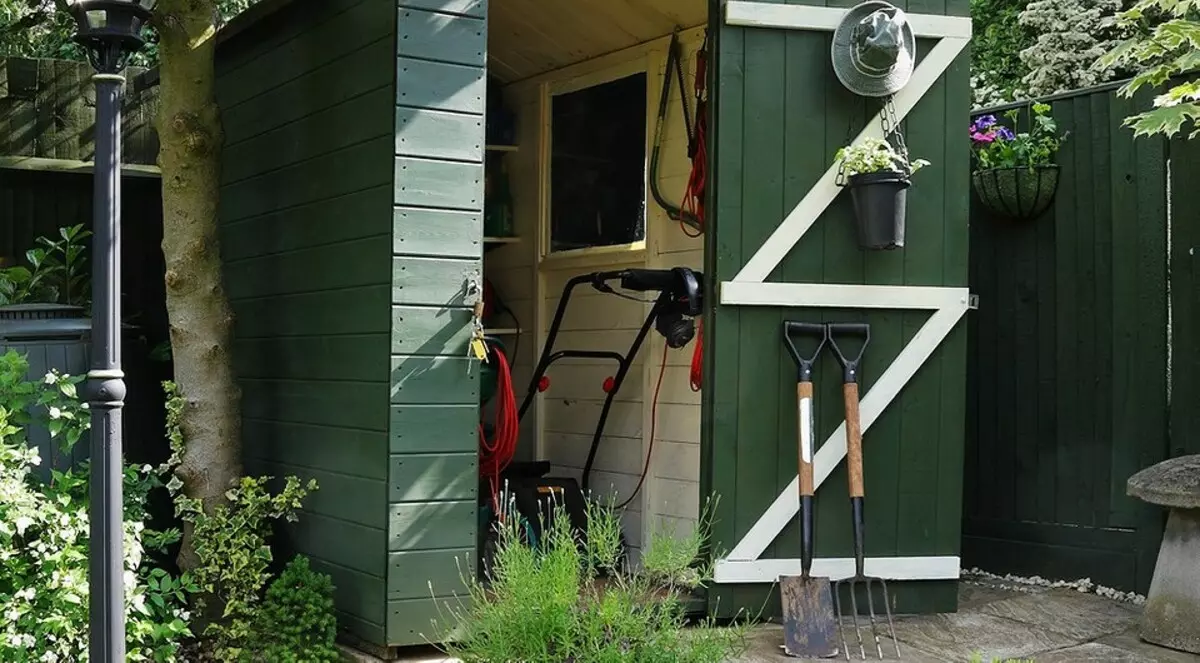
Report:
210,0,972,655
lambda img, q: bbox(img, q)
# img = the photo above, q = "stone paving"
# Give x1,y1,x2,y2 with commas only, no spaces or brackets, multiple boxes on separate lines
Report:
737,579,1200,663
349,578,1200,662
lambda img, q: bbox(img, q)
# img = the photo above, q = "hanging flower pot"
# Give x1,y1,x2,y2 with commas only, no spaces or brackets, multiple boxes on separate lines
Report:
969,103,1068,222
847,171,911,249
835,136,930,251
971,165,1060,221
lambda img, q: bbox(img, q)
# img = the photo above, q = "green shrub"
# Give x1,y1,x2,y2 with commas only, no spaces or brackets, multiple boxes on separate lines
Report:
157,381,319,663
252,556,340,663
437,495,753,663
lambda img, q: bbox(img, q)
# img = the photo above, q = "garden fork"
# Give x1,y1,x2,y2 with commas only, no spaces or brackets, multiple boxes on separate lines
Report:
826,323,899,660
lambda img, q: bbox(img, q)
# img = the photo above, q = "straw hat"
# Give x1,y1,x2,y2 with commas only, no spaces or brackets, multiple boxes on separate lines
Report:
831,1,915,98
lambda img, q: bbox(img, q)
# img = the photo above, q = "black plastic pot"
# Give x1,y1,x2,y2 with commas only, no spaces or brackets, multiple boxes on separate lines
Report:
971,165,1060,221
847,172,910,250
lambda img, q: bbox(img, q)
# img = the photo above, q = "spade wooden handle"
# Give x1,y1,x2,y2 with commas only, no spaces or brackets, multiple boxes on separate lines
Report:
797,381,815,497
844,382,864,498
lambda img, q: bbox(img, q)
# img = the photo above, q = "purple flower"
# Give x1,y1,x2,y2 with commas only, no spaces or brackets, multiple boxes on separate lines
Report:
971,132,995,144
975,114,998,129
995,126,1016,141
968,123,977,134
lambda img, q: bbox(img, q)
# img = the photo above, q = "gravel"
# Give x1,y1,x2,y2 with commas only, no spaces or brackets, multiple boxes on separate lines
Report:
962,567,1147,606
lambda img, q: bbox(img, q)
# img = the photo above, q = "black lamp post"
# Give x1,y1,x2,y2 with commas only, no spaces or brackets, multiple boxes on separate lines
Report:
63,1,155,661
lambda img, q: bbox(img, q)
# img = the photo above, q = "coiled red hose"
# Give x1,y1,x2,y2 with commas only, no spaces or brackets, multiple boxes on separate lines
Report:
479,348,519,513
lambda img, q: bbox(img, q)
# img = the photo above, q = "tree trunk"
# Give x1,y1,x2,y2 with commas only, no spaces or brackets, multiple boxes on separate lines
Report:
154,0,241,572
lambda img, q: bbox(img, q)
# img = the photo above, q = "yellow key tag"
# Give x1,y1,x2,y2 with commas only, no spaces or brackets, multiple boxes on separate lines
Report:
470,336,488,362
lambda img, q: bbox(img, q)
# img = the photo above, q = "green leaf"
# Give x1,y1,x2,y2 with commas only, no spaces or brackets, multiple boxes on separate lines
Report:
1125,102,1200,138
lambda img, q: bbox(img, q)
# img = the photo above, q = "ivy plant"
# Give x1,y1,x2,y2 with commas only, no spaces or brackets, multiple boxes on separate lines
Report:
157,381,320,663
835,137,931,179
1098,0,1200,138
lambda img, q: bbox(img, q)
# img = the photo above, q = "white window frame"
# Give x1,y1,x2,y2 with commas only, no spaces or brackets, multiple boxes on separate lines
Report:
539,58,652,268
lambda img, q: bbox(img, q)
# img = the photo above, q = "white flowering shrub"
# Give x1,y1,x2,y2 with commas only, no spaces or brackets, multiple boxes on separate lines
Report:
970,0,1035,108
0,351,194,661
1018,0,1124,96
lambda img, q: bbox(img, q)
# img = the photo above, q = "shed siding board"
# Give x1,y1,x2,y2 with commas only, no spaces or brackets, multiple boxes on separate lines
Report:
396,57,486,113
395,108,485,162
396,8,487,67
215,0,393,645
392,207,483,258
221,38,396,145
388,549,472,599
962,87,1171,594
388,0,486,647
706,0,969,617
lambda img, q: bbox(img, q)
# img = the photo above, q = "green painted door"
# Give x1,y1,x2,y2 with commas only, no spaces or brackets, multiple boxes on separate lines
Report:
702,0,972,618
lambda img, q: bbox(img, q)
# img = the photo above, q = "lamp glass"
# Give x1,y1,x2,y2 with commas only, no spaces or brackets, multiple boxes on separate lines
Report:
85,9,108,28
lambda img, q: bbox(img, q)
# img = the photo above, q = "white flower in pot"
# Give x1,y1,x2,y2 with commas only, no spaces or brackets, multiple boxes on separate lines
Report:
834,137,930,250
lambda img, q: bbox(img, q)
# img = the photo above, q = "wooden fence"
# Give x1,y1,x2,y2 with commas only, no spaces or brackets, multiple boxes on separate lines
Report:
0,57,158,164
963,83,1198,594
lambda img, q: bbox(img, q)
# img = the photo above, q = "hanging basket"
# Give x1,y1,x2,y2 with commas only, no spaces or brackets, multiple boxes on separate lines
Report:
847,172,910,250
971,165,1060,221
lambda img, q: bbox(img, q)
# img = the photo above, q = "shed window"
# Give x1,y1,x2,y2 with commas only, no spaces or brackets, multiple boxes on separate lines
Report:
548,72,648,254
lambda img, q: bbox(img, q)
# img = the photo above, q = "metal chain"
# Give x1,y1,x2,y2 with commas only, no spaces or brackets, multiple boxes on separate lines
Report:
881,95,911,171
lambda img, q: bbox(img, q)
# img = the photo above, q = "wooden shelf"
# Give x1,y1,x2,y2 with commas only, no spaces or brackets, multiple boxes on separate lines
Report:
484,236,521,244
486,144,519,153
485,328,521,335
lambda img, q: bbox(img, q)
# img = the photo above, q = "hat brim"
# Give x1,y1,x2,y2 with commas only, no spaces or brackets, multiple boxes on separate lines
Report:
831,1,917,98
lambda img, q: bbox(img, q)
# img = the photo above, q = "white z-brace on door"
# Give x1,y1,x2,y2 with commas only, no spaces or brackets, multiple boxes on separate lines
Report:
714,2,973,585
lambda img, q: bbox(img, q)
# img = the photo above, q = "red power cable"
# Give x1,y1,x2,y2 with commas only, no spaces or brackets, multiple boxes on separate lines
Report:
479,348,519,514
618,341,670,510
690,319,703,392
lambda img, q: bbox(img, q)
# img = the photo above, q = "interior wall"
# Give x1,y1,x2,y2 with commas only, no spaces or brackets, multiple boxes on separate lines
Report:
642,35,706,545
484,26,707,560
480,84,539,456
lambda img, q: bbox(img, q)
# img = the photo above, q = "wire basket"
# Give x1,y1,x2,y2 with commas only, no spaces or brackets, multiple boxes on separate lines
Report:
971,165,1060,221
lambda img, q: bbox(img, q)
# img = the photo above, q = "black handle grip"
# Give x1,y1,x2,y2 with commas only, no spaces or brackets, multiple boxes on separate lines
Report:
782,321,827,382
826,323,870,384
618,269,678,292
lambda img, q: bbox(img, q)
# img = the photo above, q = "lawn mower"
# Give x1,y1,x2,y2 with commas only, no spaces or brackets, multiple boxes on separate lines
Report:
477,267,704,580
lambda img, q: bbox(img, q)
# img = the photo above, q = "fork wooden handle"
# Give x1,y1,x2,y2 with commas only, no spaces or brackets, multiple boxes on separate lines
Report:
844,382,864,499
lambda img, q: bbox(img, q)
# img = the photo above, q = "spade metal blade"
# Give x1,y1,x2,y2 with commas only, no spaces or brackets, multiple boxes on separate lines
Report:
780,574,840,659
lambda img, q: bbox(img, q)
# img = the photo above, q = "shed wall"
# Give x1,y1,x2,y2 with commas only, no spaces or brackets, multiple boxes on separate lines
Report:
704,0,971,617
387,0,487,647
215,0,396,646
